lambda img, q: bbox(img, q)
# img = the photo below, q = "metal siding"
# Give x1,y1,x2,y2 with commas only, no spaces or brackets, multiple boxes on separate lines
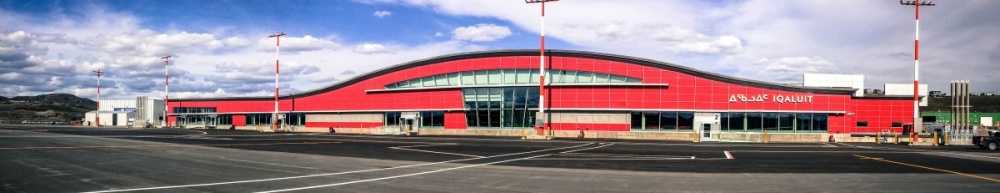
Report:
169,53,906,134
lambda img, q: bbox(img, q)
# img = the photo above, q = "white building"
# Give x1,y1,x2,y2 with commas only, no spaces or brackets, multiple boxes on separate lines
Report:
84,96,165,127
803,74,865,97
884,83,929,106
84,111,135,127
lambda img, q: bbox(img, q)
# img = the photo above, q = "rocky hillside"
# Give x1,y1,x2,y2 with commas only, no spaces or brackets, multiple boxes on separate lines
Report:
926,95,1000,112
0,93,96,123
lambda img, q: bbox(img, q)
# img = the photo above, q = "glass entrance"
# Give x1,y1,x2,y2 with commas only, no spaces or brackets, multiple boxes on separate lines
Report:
399,118,417,133
702,123,711,138
462,87,538,129
700,122,719,142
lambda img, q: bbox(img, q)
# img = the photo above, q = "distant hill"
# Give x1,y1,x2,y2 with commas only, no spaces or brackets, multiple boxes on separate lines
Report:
10,93,97,110
926,95,1000,112
0,93,96,123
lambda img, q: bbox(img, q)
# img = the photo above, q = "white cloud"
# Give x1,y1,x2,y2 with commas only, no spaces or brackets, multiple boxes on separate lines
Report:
255,35,341,54
222,37,250,47
373,10,392,18
434,32,443,37
451,24,512,42
353,43,389,54
752,56,835,81
309,76,339,84
83,29,237,57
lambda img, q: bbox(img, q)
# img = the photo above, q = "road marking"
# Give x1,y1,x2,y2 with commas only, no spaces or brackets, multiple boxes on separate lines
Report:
0,142,341,150
732,150,916,153
82,143,593,193
853,154,1000,183
838,143,1000,161
724,151,734,159
255,154,553,193
214,156,319,170
559,152,692,158
528,157,697,161
561,143,614,153
389,144,485,158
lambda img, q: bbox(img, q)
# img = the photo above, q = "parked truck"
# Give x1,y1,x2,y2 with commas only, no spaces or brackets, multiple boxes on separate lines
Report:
973,129,1000,150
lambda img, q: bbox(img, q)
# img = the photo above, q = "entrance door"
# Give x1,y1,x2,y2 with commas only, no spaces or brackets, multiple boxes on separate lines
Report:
112,114,118,126
399,118,418,134
700,122,718,141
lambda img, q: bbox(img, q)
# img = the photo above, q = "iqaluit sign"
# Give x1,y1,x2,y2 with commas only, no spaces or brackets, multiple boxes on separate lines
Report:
728,94,814,104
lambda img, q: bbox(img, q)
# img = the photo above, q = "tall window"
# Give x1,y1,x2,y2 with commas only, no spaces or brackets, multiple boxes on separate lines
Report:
385,112,401,126
629,111,694,132
245,114,272,126
386,69,641,89
462,87,538,129
420,111,445,128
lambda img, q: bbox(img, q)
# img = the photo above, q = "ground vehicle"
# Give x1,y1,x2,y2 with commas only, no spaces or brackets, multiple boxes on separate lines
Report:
973,130,1000,150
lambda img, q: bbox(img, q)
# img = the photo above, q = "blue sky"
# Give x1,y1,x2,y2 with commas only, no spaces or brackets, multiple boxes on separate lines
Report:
1,0,998,99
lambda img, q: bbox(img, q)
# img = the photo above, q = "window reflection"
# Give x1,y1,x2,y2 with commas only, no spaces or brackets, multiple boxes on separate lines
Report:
386,69,642,89
630,112,829,133
462,87,539,129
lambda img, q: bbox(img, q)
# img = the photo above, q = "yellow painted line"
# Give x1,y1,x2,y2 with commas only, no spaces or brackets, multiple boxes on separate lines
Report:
0,142,341,150
854,154,1000,183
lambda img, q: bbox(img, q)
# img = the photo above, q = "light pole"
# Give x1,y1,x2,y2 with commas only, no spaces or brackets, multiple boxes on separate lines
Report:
268,30,286,132
525,0,557,139
92,69,103,127
162,54,171,128
900,0,935,132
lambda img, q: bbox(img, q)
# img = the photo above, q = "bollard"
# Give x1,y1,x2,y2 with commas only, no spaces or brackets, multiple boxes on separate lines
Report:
521,127,526,140
549,127,554,140
944,133,949,146
763,131,769,143
894,133,899,144
693,132,699,142
933,133,938,146
876,132,881,144
545,127,552,140
406,124,411,136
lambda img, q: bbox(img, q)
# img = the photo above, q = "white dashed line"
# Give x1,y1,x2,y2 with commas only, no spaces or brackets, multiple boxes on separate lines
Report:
389,144,485,158
83,143,593,193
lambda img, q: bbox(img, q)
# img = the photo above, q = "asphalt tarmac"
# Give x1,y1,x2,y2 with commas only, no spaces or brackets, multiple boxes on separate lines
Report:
1,124,999,192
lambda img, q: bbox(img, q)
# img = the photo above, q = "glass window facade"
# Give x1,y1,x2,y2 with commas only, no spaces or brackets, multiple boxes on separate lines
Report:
245,114,272,126
385,69,642,89
287,113,305,126
420,111,445,128
720,112,828,133
385,112,401,126
463,87,538,129
174,107,219,127
632,112,828,133
629,112,694,131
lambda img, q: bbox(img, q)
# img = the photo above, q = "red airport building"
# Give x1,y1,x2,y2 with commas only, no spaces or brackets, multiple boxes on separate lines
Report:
168,50,913,141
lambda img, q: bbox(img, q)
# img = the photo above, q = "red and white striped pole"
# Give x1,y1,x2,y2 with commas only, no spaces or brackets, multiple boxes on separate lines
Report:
162,54,171,128
92,69,103,127
526,0,557,138
268,30,286,132
901,0,934,132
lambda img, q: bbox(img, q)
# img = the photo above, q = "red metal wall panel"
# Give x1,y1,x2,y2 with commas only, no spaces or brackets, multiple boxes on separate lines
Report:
169,53,910,134
232,114,246,126
444,111,466,129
